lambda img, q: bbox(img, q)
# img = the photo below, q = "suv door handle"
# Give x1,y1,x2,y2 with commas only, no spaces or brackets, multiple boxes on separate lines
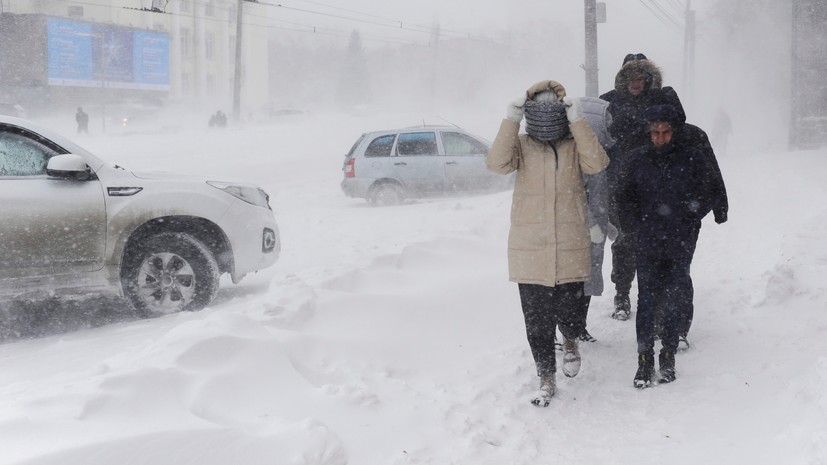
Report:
445,161,459,165
394,162,407,166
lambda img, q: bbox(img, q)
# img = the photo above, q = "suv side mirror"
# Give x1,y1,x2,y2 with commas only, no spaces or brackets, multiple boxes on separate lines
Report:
47,154,93,180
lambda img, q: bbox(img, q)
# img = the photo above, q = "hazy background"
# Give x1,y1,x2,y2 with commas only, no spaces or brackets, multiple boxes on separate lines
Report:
256,0,790,152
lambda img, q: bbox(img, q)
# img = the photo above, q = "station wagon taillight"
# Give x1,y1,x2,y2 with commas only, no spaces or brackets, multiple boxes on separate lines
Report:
344,158,355,178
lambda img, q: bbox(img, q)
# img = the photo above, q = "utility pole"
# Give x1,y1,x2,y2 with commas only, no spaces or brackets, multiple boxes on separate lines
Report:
682,0,696,103
789,0,801,149
584,0,599,97
232,0,244,121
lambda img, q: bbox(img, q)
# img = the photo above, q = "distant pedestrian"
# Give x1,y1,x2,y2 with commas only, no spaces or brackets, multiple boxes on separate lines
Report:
615,104,723,388
599,53,686,322
486,80,609,407
208,110,227,128
712,108,733,154
76,107,89,133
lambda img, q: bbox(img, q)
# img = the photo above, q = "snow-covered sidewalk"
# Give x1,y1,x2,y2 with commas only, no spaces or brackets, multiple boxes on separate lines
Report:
1,117,825,464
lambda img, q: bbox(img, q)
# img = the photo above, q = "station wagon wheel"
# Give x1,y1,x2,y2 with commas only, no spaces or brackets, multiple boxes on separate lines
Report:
121,232,220,317
368,183,405,206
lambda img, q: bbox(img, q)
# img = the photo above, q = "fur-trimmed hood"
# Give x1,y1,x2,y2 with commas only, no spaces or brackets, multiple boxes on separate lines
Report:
614,59,663,95
525,80,567,101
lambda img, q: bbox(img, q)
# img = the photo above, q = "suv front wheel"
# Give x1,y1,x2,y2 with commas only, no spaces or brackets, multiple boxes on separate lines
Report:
121,232,220,316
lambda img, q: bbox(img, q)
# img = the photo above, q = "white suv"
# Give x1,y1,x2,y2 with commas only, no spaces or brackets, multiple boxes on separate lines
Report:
341,126,513,205
0,115,280,316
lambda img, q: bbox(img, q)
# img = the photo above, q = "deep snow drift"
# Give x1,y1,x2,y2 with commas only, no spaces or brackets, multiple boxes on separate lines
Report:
0,110,826,465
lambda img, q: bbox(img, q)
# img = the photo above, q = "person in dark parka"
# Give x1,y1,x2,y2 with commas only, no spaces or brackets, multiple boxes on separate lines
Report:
661,122,728,348
615,104,719,388
600,53,686,321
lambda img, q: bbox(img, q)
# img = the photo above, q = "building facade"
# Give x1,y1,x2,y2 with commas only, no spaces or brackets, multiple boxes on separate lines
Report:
0,0,270,116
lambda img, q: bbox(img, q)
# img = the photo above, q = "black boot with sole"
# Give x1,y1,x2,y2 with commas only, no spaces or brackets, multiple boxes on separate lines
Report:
633,353,654,389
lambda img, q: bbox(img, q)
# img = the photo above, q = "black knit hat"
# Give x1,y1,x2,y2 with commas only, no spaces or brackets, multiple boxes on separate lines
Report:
623,53,648,65
643,104,681,125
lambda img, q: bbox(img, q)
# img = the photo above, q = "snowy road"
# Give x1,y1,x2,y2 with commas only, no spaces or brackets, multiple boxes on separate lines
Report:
1,113,826,464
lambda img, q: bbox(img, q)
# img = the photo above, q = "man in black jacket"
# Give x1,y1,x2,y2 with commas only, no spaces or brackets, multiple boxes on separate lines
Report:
666,123,728,349
616,105,720,388
600,54,686,321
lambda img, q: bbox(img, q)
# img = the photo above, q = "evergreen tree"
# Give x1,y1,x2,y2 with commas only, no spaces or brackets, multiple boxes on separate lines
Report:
337,30,370,111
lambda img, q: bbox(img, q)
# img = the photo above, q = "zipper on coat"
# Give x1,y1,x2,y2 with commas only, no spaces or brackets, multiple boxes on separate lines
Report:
549,143,559,170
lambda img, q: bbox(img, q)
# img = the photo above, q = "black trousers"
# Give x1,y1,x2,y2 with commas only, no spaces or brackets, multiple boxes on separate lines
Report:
635,239,697,355
614,228,694,338
611,228,637,295
518,282,584,377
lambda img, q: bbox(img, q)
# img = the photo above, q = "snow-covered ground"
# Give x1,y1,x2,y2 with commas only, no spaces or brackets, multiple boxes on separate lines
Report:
1,110,826,465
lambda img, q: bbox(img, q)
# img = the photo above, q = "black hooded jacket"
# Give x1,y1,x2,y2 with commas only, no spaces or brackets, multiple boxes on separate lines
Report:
679,123,729,224
600,60,685,203
615,125,716,257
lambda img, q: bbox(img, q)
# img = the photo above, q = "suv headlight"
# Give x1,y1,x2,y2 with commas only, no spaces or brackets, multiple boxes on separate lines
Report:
207,181,271,209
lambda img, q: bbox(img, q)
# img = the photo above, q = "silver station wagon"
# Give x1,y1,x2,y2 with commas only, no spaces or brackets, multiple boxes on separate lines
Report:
341,126,513,205
0,115,280,316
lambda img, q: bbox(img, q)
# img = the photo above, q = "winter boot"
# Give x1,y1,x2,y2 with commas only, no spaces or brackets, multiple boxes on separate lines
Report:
531,374,556,407
611,293,631,321
553,333,563,352
578,328,597,343
633,353,655,389
562,338,581,378
677,334,691,351
658,351,676,384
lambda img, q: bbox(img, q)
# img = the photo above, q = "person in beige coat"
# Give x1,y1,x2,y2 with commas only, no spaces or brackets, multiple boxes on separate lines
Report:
486,80,609,407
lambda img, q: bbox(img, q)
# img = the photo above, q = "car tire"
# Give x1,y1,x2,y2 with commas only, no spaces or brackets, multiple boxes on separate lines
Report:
121,232,220,317
368,183,405,206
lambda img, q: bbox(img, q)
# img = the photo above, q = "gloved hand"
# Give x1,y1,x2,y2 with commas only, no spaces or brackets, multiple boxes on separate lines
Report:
589,224,605,244
714,210,728,224
562,96,583,122
607,222,619,242
505,96,526,123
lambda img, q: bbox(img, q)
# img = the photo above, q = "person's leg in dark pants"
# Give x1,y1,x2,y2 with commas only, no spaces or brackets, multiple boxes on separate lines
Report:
633,251,664,387
565,285,592,342
611,228,637,320
518,284,558,378
674,235,698,349
554,282,586,342
575,294,597,342
657,245,697,383
552,282,585,378
518,283,585,380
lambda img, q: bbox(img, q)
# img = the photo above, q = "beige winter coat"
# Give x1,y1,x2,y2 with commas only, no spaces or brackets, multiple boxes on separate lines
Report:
486,80,609,287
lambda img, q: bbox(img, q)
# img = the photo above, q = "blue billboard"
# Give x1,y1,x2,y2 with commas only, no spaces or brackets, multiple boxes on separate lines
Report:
47,18,170,91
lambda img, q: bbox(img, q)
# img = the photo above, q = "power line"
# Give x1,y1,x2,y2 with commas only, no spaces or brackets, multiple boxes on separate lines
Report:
664,0,685,15
287,0,472,37
638,0,681,31
643,0,683,28
254,1,483,42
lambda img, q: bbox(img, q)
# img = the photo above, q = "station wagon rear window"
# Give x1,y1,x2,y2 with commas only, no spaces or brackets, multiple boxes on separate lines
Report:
365,134,395,157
